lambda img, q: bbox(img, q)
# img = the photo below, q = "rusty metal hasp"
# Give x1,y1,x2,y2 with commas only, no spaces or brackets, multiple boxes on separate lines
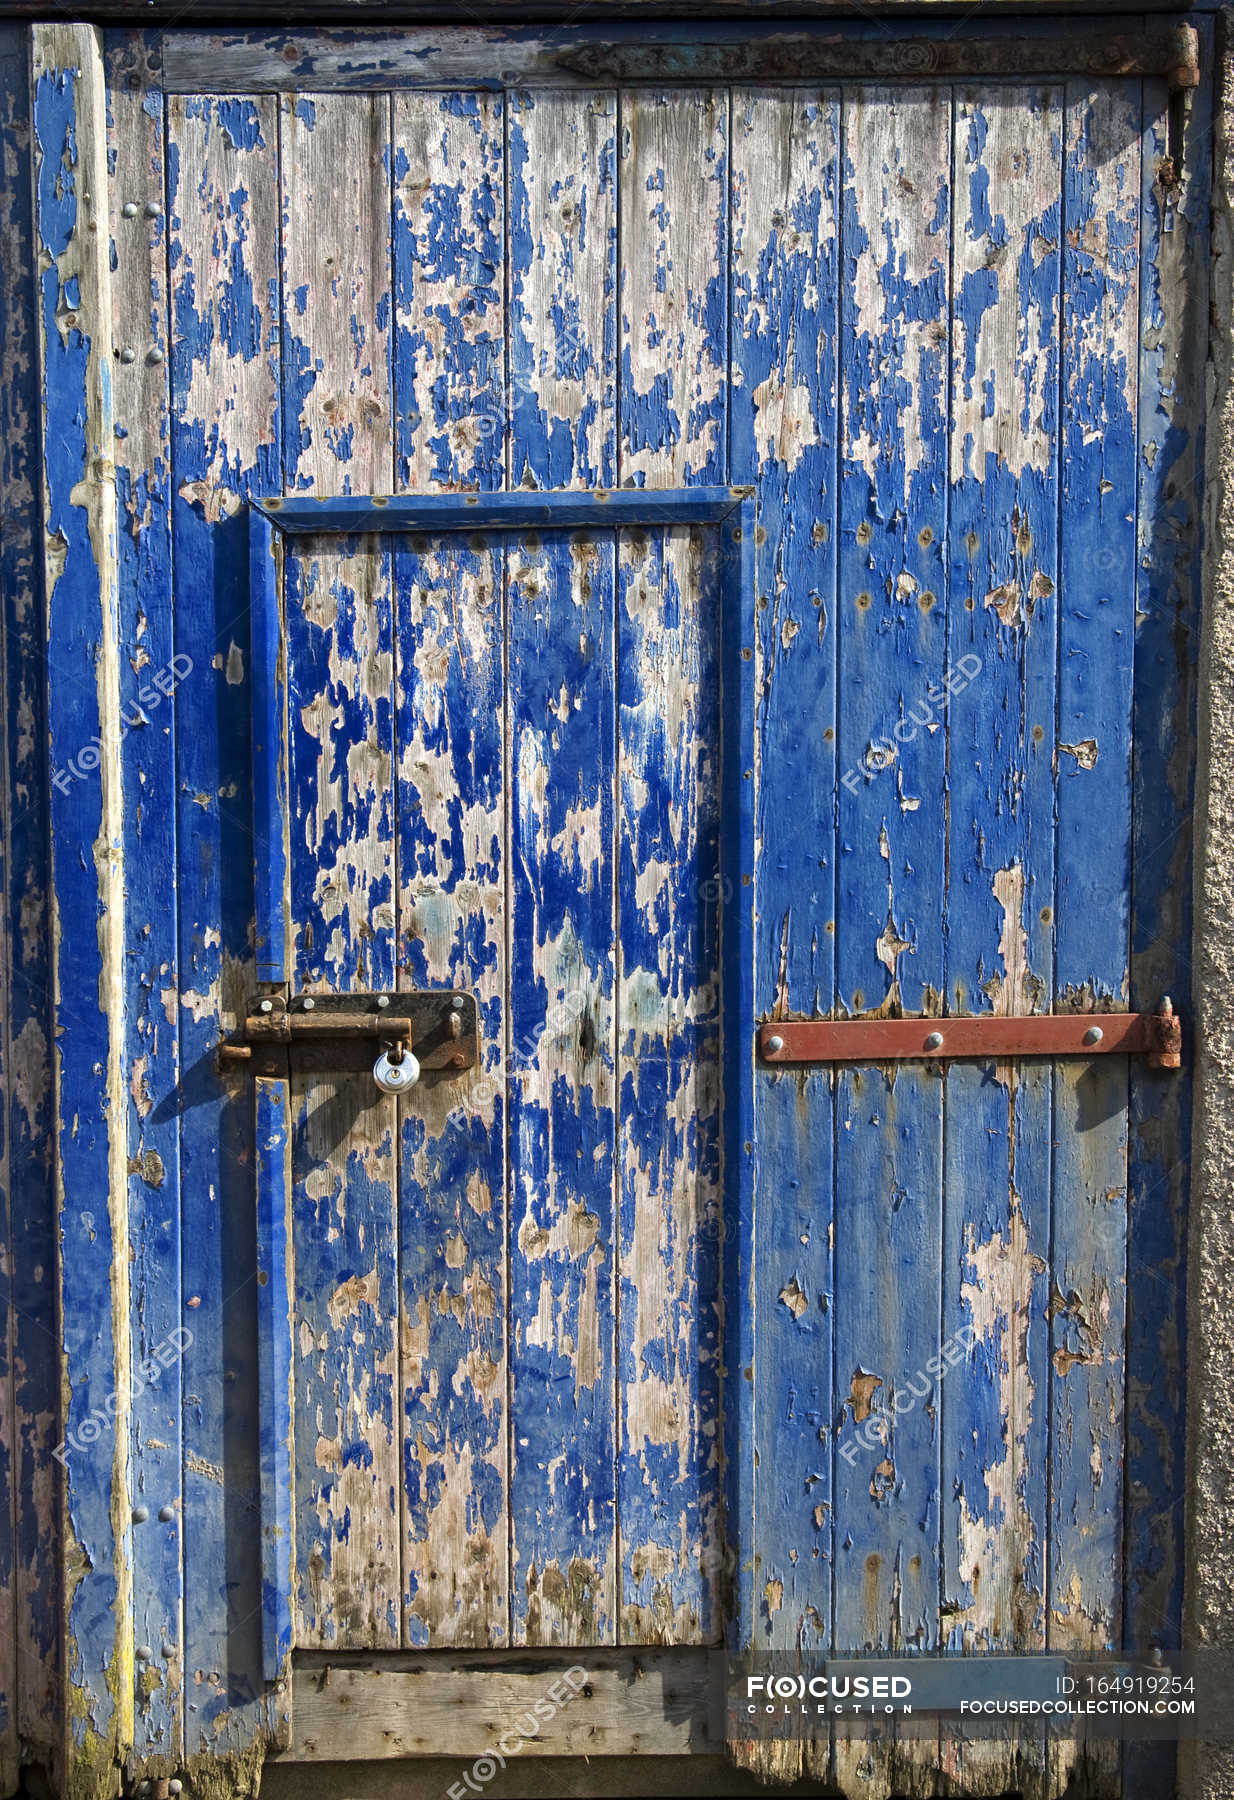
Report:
759,999,1181,1069
218,990,479,1081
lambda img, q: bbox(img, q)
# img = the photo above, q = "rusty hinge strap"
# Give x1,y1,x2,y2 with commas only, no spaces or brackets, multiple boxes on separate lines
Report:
556,25,1200,93
760,1000,1181,1069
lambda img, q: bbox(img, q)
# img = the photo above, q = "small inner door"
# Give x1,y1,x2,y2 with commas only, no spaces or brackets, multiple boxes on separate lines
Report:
280,518,725,1650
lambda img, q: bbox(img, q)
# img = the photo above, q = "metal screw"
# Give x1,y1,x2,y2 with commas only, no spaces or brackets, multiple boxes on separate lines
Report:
376,995,390,1009
1082,1025,1104,1047
765,1034,784,1055
144,201,163,218
259,999,273,1014
146,346,164,365
132,1505,149,1523
121,201,139,218
302,996,316,1010
158,1505,175,1522
924,1031,945,1052
119,347,136,364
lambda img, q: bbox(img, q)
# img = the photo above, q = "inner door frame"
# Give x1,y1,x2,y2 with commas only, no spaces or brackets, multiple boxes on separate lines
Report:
245,485,757,1687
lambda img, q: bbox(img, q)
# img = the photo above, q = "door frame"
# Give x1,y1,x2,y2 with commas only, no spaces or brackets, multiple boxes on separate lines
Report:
246,485,757,1689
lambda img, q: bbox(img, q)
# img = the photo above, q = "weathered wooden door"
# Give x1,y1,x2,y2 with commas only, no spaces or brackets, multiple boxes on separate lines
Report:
255,501,742,1652
16,20,1210,1797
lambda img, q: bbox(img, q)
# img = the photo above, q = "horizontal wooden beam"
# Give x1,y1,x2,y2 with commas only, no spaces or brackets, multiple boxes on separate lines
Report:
158,18,1201,93
257,487,750,533
280,1651,723,1761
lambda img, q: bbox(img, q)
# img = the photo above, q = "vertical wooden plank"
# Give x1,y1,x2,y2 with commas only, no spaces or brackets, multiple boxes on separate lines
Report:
619,89,727,486
730,88,840,1676
507,90,617,492
616,85,726,1649
106,31,185,1769
616,524,723,1645
394,536,508,1647
392,92,504,492
32,25,133,1791
284,536,400,1649
1125,46,1212,1752
251,511,288,984
938,84,1061,1800
1049,76,1140,1797
281,93,393,496
508,531,618,1645
832,85,950,1797
0,24,57,1788
167,89,280,1757
255,1075,294,1692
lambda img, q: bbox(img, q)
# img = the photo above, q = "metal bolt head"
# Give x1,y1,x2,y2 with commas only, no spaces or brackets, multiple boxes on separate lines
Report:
924,1031,945,1052
259,999,274,1013
451,994,466,1008
1082,1025,1104,1047
121,201,139,218
119,346,136,364
302,996,315,1011
169,1783,183,1796
376,994,390,1009
131,1505,149,1523
765,1034,785,1055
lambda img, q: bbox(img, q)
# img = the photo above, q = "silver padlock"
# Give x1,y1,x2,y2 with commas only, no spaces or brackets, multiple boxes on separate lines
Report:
373,1045,420,1094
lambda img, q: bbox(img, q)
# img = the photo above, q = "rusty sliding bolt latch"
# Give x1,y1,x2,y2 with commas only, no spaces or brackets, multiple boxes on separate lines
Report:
217,990,479,1078
760,997,1182,1069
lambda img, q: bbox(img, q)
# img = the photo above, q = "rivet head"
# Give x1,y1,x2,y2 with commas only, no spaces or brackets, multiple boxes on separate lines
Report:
131,1505,149,1523
924,1031,945,1052
144,200,163,218
259,999,273,1013
1083,1025,1104,1047
158,1505,175,1522
136,1644,153,1662
121,200,139,218
765,1034,784,1055
162,1641,177,1658
146,346,165,365
119,347,137,365
302,996,316,1011
169,1783,183,1796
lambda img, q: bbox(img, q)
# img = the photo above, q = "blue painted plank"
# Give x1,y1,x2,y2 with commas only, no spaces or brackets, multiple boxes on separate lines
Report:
720,496,759,1655
507,89,617,492
32,29,132,1785
1048,82,1141,1678
941,86,1060,1667
283,534,400,1647
508,530,618,1645
616,524,723,1645
393,534,509,1646
831,89,949,1674
167,90,281,1757
255,1077,294,1689
107,30,186,1767
618,89,728,487
730,86,840,1659
392,91,505,492
261,489,746,532
251,512,288,984
0,23,57,1788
